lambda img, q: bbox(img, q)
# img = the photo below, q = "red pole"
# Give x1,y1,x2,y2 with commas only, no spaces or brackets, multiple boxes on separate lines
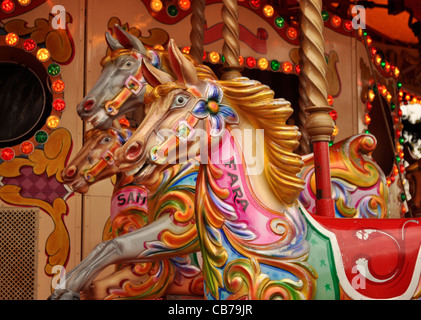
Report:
313,141,335,217
298,0,335,218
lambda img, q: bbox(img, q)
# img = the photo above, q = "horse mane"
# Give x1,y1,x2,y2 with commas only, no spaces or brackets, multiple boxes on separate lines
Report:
83,129,103,142
218,77,305,205
152,47,218,81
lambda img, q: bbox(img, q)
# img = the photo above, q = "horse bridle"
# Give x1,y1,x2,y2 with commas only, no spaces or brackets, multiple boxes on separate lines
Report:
84,129,132,182
100,49,160,117
149,113,199,165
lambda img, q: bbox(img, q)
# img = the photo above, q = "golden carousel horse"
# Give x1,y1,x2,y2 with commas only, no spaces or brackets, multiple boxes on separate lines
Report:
114,40,421,300
50,32,399,300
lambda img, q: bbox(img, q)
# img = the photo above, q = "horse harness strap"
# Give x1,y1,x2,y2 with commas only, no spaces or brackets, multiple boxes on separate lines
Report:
104,50,145,117
150,114,199,165
84,131,127,182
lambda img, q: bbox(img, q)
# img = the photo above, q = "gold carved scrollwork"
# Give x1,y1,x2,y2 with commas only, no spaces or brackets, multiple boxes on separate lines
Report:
4,13,74,64
0,128,73,277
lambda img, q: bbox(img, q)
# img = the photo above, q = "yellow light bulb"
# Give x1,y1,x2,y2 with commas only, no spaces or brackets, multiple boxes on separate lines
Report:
209,51,220,63
5,33,18,46
37,48,50,62
257,58,268,70
47,116,60,130
150,0,163,12
263,5,274,17
332,125,339,137
18,0,31,5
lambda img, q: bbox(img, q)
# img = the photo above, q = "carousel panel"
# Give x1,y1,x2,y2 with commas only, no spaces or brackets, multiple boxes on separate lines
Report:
0,0,85,299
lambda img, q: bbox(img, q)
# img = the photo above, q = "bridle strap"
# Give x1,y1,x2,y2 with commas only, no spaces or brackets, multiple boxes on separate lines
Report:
103,51,145,116
149,114,199,165
84,131,127,182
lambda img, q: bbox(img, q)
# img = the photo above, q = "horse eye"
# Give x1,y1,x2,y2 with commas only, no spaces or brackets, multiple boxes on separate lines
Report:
101,136,112,144
121,61,133,69
171,94,190,109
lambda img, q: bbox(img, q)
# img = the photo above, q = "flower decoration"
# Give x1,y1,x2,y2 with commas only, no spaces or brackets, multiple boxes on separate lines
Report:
191,83,239,136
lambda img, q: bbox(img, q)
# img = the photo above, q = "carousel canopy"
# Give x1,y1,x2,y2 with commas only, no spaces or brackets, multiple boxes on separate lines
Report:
272,0,421,46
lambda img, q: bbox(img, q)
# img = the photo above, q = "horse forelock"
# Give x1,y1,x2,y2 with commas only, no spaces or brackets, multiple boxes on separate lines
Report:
83,129,104,142
144,82,188,105
100,49,141,67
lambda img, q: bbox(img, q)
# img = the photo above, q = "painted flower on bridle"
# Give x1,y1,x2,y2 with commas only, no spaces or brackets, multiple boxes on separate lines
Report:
191,83,239,136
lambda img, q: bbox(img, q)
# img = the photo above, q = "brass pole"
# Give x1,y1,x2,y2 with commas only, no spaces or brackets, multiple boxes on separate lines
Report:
189,0,206,63
220,0,242,80
299,0,335,217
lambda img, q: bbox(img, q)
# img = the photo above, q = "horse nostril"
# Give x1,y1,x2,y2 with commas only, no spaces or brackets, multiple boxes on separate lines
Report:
83,99,95,111
125,142,144,162
65,165,77,179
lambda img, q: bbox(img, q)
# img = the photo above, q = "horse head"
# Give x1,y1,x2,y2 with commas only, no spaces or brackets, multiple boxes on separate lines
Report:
115,39,236,181
62,124,133,193
77,25,161,130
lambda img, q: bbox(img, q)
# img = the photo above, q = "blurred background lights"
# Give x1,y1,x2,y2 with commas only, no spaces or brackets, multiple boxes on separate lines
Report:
5,33,18,46
47,116,60,130
150,0,163,12
178,0,190,11
23,39,36,52
37,48,50,62
1,148,15,162
1,0,14,13
263,5,274,17
20,141,34,155
18,0,31,5
52,79,65,93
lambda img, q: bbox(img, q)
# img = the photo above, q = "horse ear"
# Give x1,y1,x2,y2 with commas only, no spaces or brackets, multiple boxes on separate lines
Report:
105,31,124,51
113,25,148,55
141,58,174,88
168,39,199,86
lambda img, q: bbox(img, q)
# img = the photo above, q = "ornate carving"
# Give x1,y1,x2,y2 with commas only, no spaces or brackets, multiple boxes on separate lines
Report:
298,0,334,143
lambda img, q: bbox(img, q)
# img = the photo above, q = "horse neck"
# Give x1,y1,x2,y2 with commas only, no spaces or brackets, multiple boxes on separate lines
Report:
200,126,306,247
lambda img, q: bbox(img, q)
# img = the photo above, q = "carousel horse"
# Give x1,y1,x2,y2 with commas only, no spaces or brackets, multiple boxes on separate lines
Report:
115,40,421,300
77,24,215,130
52,123,203,300
50,25,391,299
116,39,317,300
55,130,390,300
